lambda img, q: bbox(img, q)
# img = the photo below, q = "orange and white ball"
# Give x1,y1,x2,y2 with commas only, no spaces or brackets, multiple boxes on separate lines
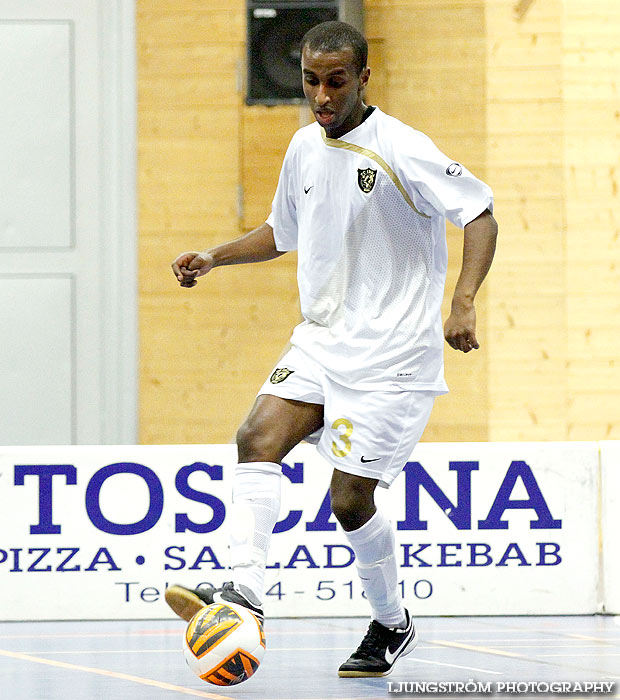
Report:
183,602,266,686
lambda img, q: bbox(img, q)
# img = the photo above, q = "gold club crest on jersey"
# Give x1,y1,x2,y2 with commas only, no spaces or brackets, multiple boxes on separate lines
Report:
270,367,294,384
357,167,377,193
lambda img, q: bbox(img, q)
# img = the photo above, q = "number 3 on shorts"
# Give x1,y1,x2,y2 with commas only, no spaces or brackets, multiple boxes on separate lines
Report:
331,418,354,457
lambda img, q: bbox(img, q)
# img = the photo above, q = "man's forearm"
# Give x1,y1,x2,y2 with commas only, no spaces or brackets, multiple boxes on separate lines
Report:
210,223,284,267
452,209,498,308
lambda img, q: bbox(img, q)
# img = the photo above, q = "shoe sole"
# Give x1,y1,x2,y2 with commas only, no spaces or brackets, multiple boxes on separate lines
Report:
338,627,419,678
338,669,393,677
164,585,207,622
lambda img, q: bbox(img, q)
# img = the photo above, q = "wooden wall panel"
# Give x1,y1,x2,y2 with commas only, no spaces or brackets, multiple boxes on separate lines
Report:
563,0,620,440
485,0,568,441
138,0,489,444
138,0,619,446
241,105,302,228
366,0,489,442
139,0,246,444
138,0,301,444
485,0,620,441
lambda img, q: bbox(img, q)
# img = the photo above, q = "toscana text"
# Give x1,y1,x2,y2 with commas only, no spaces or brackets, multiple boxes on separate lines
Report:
12,459,561,535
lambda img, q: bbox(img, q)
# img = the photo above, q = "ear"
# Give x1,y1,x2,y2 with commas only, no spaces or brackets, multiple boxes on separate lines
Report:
359,66,370,92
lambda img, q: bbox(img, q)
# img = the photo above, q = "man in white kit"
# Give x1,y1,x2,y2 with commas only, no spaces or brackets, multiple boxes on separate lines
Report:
167,21,497,677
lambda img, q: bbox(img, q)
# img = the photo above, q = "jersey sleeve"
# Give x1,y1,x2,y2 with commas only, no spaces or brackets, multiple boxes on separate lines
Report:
395,130,493,229
270,135,300,251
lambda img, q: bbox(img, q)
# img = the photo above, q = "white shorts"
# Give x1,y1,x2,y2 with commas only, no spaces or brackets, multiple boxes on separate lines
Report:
257,346,436,488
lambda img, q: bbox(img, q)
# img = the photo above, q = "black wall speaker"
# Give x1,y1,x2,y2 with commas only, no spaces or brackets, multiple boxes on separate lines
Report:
246,1,364,105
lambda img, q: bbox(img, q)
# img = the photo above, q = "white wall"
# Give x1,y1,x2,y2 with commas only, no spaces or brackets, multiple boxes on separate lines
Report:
0,0,136,444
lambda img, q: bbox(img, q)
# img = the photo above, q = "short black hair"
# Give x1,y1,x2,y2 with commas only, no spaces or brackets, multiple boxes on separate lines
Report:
300,21,368,75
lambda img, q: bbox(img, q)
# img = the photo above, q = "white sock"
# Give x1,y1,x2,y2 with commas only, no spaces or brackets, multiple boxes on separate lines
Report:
343,510,406,628
228,461,281,604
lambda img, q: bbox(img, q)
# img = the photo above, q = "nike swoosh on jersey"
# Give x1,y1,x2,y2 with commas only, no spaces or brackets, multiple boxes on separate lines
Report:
304,185,313,194
384,625,417,665
360,456,380,463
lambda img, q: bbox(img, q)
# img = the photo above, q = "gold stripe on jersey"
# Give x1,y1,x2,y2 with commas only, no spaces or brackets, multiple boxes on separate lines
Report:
320,129,431,219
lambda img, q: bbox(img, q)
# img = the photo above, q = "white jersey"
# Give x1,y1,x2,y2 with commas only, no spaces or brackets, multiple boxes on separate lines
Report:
267,107,493,392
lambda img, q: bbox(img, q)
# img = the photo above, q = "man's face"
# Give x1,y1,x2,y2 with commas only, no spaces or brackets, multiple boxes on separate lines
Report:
301,45,370,137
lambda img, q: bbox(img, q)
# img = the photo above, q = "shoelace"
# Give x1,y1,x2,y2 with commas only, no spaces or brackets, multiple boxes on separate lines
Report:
355,620,391,656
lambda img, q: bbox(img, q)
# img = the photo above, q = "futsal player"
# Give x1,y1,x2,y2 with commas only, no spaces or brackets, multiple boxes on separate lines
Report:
167,21,498,677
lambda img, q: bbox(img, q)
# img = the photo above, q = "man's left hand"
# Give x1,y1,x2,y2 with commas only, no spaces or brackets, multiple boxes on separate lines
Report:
444,303,479,353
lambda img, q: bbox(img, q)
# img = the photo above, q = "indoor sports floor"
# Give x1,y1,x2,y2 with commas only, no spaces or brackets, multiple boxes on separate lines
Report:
1,616,619,699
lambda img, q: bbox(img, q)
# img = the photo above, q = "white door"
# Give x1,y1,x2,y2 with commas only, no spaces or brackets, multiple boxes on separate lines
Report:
0,0,136,444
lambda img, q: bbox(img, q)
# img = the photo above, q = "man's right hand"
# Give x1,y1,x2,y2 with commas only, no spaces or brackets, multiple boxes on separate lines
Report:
171,251,215,288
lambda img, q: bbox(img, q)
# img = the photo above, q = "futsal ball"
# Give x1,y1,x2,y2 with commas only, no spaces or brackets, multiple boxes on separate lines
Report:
183,602,266,686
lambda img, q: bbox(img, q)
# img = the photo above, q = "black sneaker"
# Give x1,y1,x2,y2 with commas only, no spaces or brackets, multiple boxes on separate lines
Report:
165,581,264,623
338,610,418,677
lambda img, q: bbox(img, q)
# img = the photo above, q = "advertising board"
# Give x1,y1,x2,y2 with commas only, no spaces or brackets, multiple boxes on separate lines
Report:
0,442,602,620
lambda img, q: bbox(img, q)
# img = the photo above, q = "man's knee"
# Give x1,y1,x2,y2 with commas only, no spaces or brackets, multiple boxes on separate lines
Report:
236,414,281,463
330,480,376,531
330,490,356,527
237,395,324,463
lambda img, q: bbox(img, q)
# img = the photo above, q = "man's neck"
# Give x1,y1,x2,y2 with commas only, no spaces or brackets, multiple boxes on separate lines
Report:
325,101,370,140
